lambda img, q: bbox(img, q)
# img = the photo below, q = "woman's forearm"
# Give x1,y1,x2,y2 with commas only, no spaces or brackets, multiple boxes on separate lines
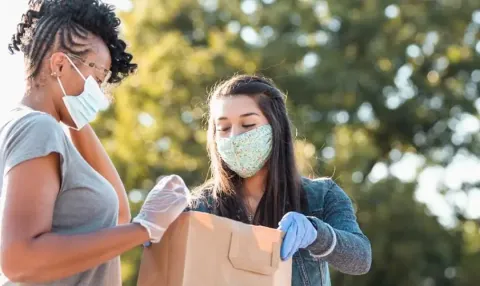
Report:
2,223,148,283
69,125,131,223
307,217,372,275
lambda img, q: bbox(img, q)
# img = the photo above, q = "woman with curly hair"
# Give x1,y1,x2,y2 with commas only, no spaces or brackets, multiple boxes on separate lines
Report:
0,1,189,285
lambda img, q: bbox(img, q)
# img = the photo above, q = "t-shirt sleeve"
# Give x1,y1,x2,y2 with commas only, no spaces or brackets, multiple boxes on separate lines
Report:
3,113,68,179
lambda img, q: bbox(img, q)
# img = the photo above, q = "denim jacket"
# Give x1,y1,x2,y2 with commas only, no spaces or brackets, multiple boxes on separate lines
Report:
188,178,372,286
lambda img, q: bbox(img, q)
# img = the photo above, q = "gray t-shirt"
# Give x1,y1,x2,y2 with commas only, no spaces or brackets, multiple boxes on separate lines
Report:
0,106,121,286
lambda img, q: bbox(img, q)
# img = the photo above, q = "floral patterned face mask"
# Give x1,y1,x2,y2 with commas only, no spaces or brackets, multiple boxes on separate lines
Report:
216,124,273,178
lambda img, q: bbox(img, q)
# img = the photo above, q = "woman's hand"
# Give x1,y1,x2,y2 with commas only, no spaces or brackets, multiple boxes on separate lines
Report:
278,212,317,260
133,175,190,243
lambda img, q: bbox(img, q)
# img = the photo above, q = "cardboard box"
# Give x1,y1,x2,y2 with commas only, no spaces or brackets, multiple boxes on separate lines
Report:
137,211,292,286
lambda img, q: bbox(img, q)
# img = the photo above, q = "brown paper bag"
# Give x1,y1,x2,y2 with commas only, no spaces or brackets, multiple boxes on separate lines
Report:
137,211,292,286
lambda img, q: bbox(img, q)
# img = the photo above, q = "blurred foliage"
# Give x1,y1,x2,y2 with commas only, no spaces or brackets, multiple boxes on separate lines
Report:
92,0,480,285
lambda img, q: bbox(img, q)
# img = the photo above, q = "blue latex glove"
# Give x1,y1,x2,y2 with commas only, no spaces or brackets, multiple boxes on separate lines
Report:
278,212,317,260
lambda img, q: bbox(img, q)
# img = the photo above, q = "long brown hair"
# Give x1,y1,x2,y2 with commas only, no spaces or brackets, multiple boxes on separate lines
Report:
198,75,306,228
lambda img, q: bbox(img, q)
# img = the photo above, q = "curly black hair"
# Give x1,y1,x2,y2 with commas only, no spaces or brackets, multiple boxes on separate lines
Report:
8,0,137,84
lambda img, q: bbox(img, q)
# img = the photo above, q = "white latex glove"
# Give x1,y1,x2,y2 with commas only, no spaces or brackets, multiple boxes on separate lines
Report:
133,175,189,243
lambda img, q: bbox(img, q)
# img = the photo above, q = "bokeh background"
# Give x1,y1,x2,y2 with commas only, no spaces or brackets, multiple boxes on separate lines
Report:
1,0,480,285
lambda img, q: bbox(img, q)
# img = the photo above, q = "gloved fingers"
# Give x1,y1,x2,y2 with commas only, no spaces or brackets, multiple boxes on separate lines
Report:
143,175,190,209
142,192,182,210
288,217,305,257
279,212,301,260
280,223,293,260
153,175,189,196
165,175,188,194
147,185,188,201
282,222,299,260
141,194,188,214
135,195,188,242
134,175,190,244
278,212,295,232
298,215,315,248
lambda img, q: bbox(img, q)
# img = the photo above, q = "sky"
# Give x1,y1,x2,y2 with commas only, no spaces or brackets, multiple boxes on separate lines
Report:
0,0,479,228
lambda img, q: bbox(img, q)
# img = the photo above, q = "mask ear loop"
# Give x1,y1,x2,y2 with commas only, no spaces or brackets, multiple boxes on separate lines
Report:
64,54,86,81
56,76,68,96
52,54,86,97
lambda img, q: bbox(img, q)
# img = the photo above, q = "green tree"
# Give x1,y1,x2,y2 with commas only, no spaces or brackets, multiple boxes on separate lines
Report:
92,0,480,285
334,179,463,286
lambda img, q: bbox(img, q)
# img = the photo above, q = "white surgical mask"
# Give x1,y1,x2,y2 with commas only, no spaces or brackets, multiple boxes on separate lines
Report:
57,55,110,130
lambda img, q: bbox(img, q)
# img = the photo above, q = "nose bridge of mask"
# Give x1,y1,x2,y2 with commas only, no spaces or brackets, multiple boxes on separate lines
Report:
229,137,243,170
224,128,258,170
84,76,110,111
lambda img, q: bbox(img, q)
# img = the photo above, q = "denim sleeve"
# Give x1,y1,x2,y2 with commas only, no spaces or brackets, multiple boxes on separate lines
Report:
306,180,372,275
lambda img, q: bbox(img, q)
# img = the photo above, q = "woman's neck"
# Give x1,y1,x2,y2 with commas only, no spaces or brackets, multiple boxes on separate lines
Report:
21,81,61,121
243,167,268,202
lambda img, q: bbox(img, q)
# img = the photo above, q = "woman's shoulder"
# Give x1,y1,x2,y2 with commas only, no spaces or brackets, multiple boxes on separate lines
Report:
1,106,66,149
1,106,69,179
301,177,352,211
2,106,63,136
301,176,337,194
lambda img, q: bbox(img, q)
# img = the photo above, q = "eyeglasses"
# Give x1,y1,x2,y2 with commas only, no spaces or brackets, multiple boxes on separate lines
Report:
66,53,112,87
